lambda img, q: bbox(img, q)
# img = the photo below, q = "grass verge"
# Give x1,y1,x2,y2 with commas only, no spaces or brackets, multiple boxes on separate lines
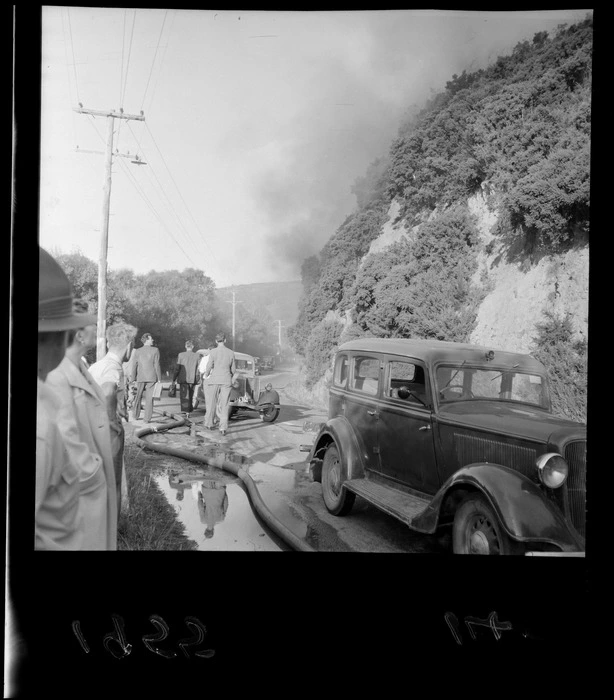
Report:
117,439,198,551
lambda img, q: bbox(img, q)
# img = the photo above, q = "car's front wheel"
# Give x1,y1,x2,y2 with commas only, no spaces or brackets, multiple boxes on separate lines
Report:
260,405,280,423
452,494,523,555
321,444,355,516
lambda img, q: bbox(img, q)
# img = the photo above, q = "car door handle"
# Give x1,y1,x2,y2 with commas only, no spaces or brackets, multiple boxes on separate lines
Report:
419,425,431,431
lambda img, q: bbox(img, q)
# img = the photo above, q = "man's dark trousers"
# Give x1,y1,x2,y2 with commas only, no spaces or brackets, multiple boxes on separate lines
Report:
134,382,156,422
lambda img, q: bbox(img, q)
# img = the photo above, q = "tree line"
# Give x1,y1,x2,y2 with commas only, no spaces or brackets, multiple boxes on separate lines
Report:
55,251,279,373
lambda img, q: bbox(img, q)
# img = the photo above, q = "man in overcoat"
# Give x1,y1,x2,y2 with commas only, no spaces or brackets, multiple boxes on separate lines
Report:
129,333,162,423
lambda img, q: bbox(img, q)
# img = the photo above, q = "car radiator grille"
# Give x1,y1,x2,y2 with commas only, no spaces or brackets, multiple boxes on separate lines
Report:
564,440,586,539
455,434,537,478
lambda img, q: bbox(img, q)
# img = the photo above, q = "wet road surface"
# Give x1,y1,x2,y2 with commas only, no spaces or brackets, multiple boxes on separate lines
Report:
127,367,447,553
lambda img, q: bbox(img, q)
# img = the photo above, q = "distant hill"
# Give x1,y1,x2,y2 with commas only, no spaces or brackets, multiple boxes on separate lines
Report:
216,280,303,327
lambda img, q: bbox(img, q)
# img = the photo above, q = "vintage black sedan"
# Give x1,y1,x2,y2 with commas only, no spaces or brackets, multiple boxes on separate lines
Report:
307,338,586,555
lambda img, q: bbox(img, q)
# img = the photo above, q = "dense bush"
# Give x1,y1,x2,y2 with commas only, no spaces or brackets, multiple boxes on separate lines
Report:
349,205,482,341
531,311,587,422
304,318,344,389
287,206,387,355
386,18,592,246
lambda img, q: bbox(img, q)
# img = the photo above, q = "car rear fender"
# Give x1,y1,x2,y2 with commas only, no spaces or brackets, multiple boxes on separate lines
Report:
308,416,365,483
415,463,582,550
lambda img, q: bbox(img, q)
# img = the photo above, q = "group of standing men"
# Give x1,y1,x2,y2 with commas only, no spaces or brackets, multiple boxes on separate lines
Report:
172,333,237,436
36,244,276,550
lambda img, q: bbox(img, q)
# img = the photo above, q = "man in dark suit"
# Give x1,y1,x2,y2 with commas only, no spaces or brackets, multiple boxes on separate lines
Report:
129,333,162,423
172,340,200,413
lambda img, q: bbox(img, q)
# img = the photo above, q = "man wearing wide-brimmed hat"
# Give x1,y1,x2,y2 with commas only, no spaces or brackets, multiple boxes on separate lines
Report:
46,299,120,550
37,246,98,549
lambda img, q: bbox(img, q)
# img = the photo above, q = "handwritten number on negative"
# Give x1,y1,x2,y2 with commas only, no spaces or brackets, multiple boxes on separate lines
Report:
142,614,177,659
445,611,512,645
103,614,133,659
178,616,215,658
73,614,214,659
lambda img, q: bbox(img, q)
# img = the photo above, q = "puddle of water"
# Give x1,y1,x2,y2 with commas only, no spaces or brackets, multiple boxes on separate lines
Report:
154,468,307,551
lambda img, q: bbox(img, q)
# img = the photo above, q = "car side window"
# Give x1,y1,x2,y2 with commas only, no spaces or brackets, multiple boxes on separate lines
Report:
351,356,380,395
387,361,426,404
333,354,349,387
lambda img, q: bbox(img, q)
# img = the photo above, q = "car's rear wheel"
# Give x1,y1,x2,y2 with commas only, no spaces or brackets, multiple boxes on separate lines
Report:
452,494,523,555
321,444,355,516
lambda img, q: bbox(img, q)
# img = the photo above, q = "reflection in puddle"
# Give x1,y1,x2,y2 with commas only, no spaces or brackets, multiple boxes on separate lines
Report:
155,467,310,551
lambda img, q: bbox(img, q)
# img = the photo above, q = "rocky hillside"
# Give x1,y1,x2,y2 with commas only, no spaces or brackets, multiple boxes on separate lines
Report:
287,18,591,421
368,193,589,355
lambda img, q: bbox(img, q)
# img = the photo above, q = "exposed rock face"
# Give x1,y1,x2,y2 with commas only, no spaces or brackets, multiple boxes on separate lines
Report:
365,200,413,256
470,244,589,353
360,194,589,354
465,191,588,353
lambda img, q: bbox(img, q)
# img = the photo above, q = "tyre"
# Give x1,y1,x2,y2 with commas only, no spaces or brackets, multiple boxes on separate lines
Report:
321,444,355,516
260,406,280,423
452,494,524,555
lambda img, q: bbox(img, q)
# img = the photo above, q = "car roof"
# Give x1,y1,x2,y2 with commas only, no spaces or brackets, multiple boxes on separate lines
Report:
234,352,255,361
337,338,545,371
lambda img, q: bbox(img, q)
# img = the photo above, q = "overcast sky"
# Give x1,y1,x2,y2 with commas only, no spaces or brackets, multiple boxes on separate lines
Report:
38,7,591,288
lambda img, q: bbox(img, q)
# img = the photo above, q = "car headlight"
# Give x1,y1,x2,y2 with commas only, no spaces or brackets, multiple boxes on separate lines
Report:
536,453,568,489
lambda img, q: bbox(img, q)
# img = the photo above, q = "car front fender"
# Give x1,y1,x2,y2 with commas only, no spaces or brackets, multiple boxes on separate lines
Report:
414,463,582,551
308,416,365,483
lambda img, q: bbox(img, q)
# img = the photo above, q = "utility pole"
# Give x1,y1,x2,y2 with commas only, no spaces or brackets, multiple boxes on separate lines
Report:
224,289,243,350
273,319,285,357
73,105,146,360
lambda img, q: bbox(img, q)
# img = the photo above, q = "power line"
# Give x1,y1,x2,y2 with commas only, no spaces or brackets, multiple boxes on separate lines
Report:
85,115,200,269
118,9,137,145
116,157,198,268
66,7,81,104
143,10,177,115
119,9,127,109
144,123,221,271
141,10,168,112
61,8,79,148
127,124,204,262
121,10,137,109
132,145,204,263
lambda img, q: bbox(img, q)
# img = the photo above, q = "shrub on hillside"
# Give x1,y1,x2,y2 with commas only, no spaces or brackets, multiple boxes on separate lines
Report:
304,319,344,389
350,205,482,343
531,311,587,423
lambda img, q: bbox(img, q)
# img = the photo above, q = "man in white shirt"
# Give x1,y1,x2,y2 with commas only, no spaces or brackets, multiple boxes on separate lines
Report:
89,323,137,515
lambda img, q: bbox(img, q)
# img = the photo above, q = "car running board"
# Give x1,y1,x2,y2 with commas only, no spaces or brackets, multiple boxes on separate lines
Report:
343,478,430,527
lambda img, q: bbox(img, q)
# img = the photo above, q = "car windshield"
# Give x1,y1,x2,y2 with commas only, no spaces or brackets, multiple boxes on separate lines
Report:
235,359,253,371
435,364,549,409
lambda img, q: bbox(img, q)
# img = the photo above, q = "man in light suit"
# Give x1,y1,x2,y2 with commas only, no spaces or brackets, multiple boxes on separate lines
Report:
129,333,162,423
172,340,200,413
203,332,236,436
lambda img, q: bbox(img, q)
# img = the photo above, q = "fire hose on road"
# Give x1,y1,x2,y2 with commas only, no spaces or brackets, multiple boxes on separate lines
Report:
133,411,315,553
